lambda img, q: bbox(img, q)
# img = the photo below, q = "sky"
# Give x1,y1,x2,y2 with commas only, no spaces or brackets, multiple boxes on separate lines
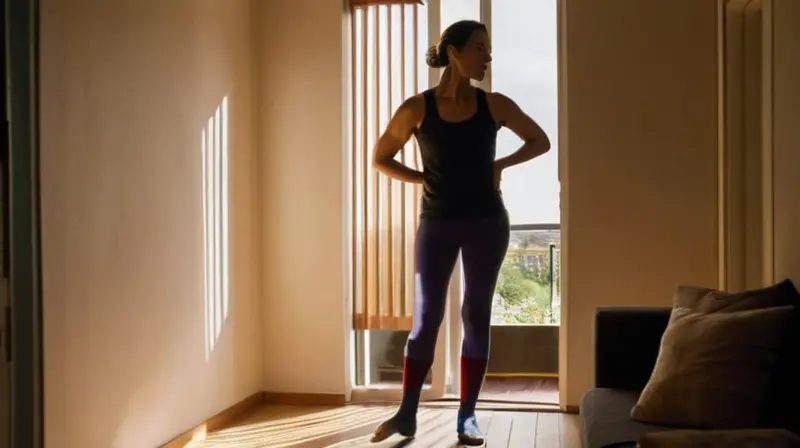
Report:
441,0,560,225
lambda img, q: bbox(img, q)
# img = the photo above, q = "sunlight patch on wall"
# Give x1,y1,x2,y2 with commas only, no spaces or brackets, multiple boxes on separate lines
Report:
202,96,230,361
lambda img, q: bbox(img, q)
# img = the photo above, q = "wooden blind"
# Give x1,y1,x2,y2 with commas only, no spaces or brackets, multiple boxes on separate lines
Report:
350,0,424,8
350,2,428,330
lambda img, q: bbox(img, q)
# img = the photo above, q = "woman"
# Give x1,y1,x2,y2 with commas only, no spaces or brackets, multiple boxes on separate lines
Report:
370,20,551,445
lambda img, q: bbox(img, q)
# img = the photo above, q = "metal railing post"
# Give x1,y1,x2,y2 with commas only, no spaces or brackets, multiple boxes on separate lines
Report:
548,243,555,324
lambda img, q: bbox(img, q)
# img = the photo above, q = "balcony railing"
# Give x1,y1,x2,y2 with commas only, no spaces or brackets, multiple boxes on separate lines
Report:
492,223,561,326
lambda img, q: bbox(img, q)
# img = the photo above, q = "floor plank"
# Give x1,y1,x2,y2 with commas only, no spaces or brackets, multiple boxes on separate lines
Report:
559,413,582,448
535,412,561,448
507,412,538,447
484,411,513,447
188,404,581,447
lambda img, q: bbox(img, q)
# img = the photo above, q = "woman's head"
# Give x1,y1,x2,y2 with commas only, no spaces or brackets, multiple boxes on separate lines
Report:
426,20,491,81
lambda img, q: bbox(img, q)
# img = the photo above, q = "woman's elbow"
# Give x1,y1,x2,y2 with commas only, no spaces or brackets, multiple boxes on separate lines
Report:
372,154,390,171
534,133,552,154
524,136,551,156
540,137,552,154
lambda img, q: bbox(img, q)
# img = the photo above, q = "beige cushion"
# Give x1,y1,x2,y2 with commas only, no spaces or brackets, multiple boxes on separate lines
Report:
673,280,799,313
671,284,714,309
637,429,800,448
630,306,794,429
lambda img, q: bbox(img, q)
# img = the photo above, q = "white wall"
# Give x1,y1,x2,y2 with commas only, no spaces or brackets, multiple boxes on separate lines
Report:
255,0,350,395
39,0,262,446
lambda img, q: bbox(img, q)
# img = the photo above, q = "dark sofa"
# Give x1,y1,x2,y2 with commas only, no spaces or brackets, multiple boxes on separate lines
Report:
580,307,674,448
580,305,800,448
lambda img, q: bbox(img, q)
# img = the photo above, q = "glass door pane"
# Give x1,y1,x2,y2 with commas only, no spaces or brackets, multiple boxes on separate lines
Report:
490,0,560,330
441,0,480,31
492,0,559,226
484,0,560,404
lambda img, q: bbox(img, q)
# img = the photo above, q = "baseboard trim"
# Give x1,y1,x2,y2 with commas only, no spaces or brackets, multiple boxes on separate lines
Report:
161,392,265,448
563,404,579,414
263,392,347,406
485,372,559,378
160,391,348,447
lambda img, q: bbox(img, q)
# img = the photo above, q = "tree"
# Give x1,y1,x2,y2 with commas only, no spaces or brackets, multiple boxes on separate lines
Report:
494,249,557,325
495,253,536,307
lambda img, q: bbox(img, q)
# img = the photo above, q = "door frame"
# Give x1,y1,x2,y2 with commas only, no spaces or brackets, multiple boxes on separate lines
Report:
349,0,567,405
6,0,44,446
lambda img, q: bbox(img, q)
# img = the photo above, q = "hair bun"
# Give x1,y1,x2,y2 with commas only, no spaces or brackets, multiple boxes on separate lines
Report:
425,45,446,69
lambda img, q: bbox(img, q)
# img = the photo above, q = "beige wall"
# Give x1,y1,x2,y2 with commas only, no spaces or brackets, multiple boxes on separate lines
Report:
560,0,720,406
39,0,262,446
742,0,764,290
771,0,800,283
254,0,350,395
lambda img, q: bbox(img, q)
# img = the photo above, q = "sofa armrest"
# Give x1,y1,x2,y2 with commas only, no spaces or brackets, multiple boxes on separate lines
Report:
594,306,671,391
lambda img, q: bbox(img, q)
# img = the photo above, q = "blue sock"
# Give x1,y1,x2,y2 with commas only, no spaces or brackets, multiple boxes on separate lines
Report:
457,412,480,433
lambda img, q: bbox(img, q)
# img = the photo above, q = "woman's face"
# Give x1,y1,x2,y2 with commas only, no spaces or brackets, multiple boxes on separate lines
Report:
449,29,492,82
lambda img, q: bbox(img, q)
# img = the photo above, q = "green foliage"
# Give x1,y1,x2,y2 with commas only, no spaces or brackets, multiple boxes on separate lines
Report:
494,249,559,325
495,255,537,307
527,260,551,287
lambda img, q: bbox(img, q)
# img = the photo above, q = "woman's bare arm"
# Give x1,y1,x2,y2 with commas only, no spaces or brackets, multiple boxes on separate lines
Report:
372,95,425,184
488,92,551,171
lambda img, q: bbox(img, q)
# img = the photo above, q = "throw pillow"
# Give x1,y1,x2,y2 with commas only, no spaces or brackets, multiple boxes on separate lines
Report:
672,279,800,313
696,279,800,313
671,284,714,309
671,279,800,430
630,305,794,429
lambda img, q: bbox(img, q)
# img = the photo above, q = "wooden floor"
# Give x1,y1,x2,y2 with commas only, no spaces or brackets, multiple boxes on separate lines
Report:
186,404,580,448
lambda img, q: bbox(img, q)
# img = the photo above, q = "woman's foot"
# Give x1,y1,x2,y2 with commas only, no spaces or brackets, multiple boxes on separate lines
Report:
371,412,417,442
457,413,485,446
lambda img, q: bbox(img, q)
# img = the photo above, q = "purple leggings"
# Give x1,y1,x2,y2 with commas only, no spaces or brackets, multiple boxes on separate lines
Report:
405,214,510,362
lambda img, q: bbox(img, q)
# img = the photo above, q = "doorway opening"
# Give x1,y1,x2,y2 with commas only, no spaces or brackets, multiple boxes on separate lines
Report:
348,0,561,408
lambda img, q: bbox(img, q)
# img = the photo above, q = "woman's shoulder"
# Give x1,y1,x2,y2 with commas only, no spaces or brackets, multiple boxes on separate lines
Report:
484,91,519,119
484,90,514,106
403,92,427,109
397,92,429,123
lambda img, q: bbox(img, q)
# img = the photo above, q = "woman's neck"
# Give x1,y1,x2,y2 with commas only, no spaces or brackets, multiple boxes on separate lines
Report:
436,67,473,104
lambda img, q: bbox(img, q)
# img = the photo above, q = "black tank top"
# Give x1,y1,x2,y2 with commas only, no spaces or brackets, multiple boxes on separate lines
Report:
414,87,506,219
